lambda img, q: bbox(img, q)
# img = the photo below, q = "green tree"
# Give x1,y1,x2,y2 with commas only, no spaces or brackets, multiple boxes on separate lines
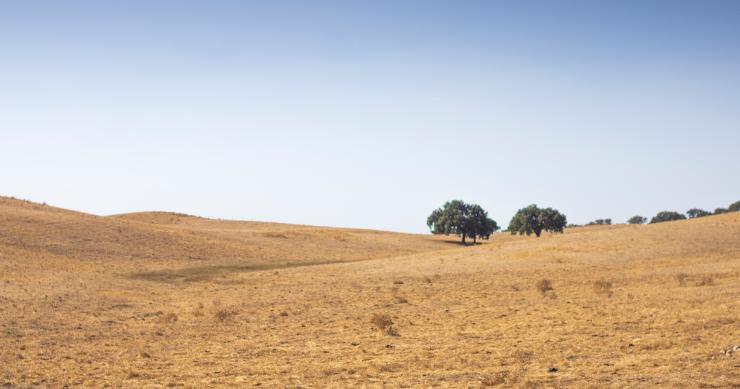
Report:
508,204,567,237
714,207,728,215
465,203,499,243
627,215,647,224
649,211,686,224
686,208,711,218
427,200,499,244
728,201,740,212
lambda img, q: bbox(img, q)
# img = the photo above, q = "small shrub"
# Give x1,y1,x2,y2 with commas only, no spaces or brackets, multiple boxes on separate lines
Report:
162,313,178,323
480,371,508,386
371,313,399,336
676,273,689,287
696,275,715,286
214,305,240,321
593,280,613,297
536,279,553,295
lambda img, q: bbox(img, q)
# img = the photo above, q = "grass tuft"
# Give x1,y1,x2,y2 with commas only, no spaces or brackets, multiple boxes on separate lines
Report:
214,305,240,321
536,279,553,296
676,273,689,287
371,313,399,336
593,279,613,297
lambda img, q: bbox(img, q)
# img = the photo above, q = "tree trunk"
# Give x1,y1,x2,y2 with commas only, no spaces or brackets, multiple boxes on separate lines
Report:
461,234,466,244
473,235,477,244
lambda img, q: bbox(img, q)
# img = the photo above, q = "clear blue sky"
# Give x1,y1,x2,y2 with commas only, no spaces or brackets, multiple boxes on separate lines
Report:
2,1,739,233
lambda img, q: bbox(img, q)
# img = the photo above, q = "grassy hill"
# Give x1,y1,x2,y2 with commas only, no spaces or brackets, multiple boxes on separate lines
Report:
1,197,738,387
0,196,452,264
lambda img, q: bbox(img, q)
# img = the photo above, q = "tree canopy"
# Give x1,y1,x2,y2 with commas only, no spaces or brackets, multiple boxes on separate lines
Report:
587,218,612,225
650,211,686,224
427,200,499,244
728,201,740,212
627,215,647,224
508,204,567,237
714,207,728,215
686,208,711,218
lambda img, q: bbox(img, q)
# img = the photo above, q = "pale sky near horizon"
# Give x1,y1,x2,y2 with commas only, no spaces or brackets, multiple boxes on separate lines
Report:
2,1,739,233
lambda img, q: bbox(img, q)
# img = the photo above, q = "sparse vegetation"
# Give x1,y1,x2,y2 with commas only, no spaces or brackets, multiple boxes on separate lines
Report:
509,205,567,237
588,218,612,225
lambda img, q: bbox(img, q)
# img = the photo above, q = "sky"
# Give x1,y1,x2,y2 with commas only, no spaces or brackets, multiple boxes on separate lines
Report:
1,1,739,233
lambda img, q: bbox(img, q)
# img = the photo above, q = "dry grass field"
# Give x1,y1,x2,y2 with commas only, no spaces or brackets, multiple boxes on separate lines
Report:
1,196,738,388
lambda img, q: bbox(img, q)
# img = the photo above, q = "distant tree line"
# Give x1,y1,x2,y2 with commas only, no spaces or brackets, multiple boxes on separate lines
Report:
627,200,740,225
627,215,647,224
427,199,738,242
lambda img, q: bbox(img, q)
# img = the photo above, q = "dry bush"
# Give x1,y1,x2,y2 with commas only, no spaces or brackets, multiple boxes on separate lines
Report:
536,279,553,295
162,312,178,323
593,279,613,297
214,305,240,321
423,275,433,284
371,313,399,336
480,371,508,386
192,302,205,317
676,273,689,287
696,275,715,286
390,287,408,304
262,232,288,239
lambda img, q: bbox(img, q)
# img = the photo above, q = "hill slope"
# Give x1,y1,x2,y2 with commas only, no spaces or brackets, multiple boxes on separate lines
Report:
0,197,738,387
0,196,452,266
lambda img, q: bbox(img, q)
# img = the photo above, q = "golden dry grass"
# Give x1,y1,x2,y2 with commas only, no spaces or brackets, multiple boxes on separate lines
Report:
1,196,739,387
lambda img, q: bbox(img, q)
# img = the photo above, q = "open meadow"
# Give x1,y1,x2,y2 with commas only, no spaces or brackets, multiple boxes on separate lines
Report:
1,196,738,388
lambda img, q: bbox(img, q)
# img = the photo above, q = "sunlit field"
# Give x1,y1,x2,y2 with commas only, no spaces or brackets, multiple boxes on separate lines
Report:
1,197,738,387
